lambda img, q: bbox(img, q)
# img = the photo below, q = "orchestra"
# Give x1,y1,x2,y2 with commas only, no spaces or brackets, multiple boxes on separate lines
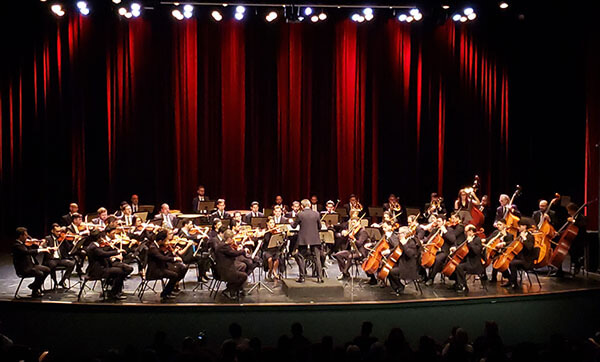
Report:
11,181,594,301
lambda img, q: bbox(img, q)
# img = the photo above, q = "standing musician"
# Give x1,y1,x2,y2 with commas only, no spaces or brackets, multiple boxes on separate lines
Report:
480,195,496,234
423,215,457,286
501,219,536,289
12,227,54,297
273,195,289,214
334,217,374,283
291,199,324,283
262,217,284,282
554,202,588,277
154,203,177,230
243,201,264,224
486,219,514,282
532,200,557,228
383,194,408,226
495,194,521,222
130,194,140,213
146,230,187,301
422,193,447,221
386,225,419,295
310,195,323,213
61,203,79,226
215,229,248,300
192,185,210,214
286,201,301,219
453,225,484,293
211,199,231,221
454,189,479,224
42,223,76,288
85,230,129,300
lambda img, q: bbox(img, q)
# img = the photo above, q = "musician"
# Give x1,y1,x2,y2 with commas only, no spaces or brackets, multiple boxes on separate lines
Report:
211,199,231,221
423,216,457,286
501,219,536,289
192,185,210,213
12,227,53,297
555,202,588,277
61,203,79,226
66,213,89,277
92,207,109,228
85,230,128,300
532,200,557,228
273,195,289,214
291,199,324,283
177,221,209,282
120,205,134,226
243,201,264,224
215,229,248,300
128,216,154,274
453,225,484,293
422,193,447,221
480,195,496,234
454,190,478,224
383,194,408,226
386,225,419,295
407,214,426,242
310,195,323,213
154,203,177,230
485,219,514,283
113,201,129,219
272,205,288,225
334,217,370,281
130,194,140,213
495,194,521,222
262,217,284,282
230,212,244,229
146,231,187,301
104,227,135,277
42,223,76,288
286,201,301,219
345,194,365,218
208,219,223,239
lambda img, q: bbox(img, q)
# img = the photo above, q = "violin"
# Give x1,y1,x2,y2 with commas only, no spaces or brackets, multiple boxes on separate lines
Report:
25,238,43,246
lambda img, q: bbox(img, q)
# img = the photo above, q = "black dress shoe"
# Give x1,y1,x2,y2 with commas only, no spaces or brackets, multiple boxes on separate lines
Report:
424,279,434,286
160,293,176,301
480,274,488,281
316,277,324,283
456,285,469,293
394,285,405,295
500,282,512,288
490,277,497,283
368,278,378,285
31,290,43,298
296,277,305,283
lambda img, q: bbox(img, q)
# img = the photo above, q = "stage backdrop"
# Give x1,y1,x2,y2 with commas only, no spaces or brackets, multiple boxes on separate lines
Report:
0,3,597,236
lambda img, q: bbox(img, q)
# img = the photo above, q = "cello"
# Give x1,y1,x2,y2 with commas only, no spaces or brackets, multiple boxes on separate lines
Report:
492,236,524,272
362,236,390,274
441,240,470,277
504,185,523,237
549,199,596,269
482,230,507,268
378,242,403,280
420,227,445,268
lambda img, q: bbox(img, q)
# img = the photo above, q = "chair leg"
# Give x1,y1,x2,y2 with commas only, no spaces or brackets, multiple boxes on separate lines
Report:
77,279,87,301
532,271,542,289
413,280,423,295
525,272,532,287
139,280,147,300
14,278,24,299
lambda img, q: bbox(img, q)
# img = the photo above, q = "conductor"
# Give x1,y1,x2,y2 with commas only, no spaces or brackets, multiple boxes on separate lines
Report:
291,199,324,283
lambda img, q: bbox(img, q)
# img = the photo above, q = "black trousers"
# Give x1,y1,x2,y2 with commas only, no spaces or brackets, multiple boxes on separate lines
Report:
21,265,51,291
155,262,188,297
388,266,404,291
44,258,75,283
508,259,532,284
294,245,323,278
103,267,129,295
334,250,362,275
455,263,482,286
428,252,449,281
224,270,248,292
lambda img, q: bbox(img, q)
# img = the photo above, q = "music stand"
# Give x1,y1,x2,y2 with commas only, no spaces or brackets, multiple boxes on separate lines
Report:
134,212,148,222
220,219,231,229
263,208,273,217
247,235,277,295
336,207,348,218
319,230,335,245
250,217,268,229
322,214,339,228
368,207,384,218
69,237,87,257
139,205,155,214
197,201,215,214
267,233,285,249
364,227,382,242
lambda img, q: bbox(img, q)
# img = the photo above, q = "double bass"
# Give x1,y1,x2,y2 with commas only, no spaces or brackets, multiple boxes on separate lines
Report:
549,199,596,269
504,185,523,237
466,175,485,229
533,193,560,267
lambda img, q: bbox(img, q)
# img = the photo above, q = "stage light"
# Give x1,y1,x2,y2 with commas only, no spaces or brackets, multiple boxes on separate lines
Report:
112,0,121,3
442,5,450,9
499,2,509,9
460,16,467,22
125,12,133,18
318,12,327,20
452,13,461,21
406,16,413,22
130,3,141,11
311,15,318,22
132,9,141,17
397,9,421,23
183,4,193,13
304,7,313,16
266,11,277,22
211,10,223,21
363,8,373,21
51,4,65,16
118,7,127,15
467,12,476,20
351,13,360,22
172,9,184,20
409,8,419,16
76,1,86,9
463,7,474,15
398,14,407,22
234,12,244,20
414,12,422,21
183,10,193,18
236,5,245,14
80,7,90,15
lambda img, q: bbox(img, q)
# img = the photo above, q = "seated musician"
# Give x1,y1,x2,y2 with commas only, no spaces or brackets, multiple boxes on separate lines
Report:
554,202,587,277
286,201,301,218
92,207,109,229
272,205,288,225
103,227,135,277
320,200,337,216
407,214,426,242
12,227,54,298
262,217,284,282
127,216,154,275
215,229,249,300
61,203,79,226
422,192,447,222
113,201,128,219
452,225,484,293
486,219,514,282
119,204,134,226
243,201,264,224
501,219,536,289
495,194,521,222
85,230,129,300
42,223,76,288
310,195,323,213
192,185,210,213
273,195,289,214
211,199,231,221
334,217,372,282
532,200,557,228
66,213,89,277
130,194,140,213
153,203,177,230
383,194,408,226
423,215,457,286
231,212,244,230
146,230,187,301
386,225,419,295
177,221,210,283
345,194,365,219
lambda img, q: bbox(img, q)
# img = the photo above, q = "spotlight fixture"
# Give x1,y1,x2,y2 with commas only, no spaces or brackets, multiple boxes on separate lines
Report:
130,2,141,17
77,1,90,15
499,2,509,9
183,4,193,18
453,7,477,22
266,11,278,22
172,9,184,20
351,13,365,22
463,7,473,15
235,5,245,20
452,14,461,21
442,4,450,10
124,12,133,18
304,7,313,16
211,10,223,21
51,4,65,16
234,12,244,20
112,0,121,3
118,7,127,16
363,8,373,21
318,12,327,20
397,8,422,22
310,14,318,22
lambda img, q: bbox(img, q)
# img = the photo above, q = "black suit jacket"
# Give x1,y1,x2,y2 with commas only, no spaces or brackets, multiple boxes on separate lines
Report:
211,210,231,222
243,212,265,225
192,196,211,213
462,236,484,274
290,209,321,246
146,245,176,279
272,215,288,225
85,242,119,279
61,213,74,226
215,242,246,281
516,232,537,266
12,241,40,275
532,210,556,227
495,205,521,221
153,213,178,229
